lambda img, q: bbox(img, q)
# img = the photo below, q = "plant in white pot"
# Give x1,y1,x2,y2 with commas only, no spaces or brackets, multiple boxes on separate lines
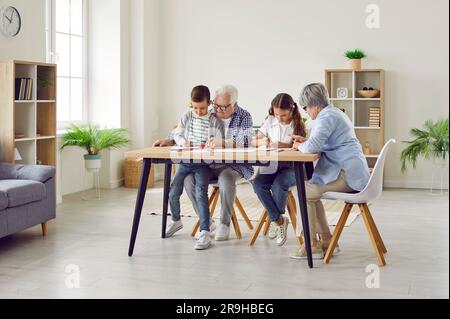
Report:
345,49,367,70
61,124,131,172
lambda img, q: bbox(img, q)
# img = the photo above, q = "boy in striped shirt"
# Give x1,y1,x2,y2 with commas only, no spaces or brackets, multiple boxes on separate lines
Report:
166,86,224,250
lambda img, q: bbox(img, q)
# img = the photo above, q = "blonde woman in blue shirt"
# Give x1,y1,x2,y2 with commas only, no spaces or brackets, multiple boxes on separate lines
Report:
291,83,371,260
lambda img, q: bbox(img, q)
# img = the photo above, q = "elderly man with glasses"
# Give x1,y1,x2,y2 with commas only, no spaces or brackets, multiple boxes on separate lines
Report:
153,84,254,241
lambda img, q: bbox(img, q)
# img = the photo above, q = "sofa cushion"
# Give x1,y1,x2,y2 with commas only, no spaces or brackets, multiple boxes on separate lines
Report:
0,163,55,183
0,180,46,208
0,191,7,210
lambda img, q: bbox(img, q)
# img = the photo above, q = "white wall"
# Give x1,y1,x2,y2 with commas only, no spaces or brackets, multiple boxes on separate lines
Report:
88,0,121,129
158,0,449,189
0,0,46,61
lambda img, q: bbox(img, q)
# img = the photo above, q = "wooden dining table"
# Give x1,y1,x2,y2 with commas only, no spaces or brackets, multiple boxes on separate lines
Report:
125,147,320,268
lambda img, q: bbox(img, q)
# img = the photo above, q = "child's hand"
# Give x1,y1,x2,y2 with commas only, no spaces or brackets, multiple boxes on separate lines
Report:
206,137,223,149
292,141,301,150
252,137,270,147
182,140,191,148
291,134,308,143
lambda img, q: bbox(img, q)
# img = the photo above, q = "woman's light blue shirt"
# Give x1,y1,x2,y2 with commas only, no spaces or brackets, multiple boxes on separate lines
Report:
299,105,370,192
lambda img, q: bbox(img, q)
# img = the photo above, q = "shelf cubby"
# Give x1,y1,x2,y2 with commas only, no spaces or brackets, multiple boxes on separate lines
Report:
15,140,36,165
37,65,56,101
326,70,353,99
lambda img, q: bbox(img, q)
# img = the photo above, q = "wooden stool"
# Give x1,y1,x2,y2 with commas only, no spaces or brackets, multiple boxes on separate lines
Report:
249,191,303,246
190,186,254,239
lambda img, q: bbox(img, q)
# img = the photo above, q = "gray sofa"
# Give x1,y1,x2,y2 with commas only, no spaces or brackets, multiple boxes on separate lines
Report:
0,163,56,239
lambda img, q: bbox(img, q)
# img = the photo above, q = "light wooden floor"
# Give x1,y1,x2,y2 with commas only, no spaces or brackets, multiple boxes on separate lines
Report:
0,186,448,299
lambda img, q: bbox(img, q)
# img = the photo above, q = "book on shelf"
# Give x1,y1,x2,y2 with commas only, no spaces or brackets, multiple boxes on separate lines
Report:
15,78,33,100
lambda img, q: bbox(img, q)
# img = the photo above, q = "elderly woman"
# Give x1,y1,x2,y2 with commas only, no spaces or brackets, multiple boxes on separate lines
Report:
291,83,370,260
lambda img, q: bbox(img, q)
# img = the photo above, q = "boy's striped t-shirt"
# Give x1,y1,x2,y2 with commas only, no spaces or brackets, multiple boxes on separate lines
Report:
188,112,210,146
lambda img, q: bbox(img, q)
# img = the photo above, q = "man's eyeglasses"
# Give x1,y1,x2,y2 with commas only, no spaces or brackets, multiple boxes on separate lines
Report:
213,103,233,111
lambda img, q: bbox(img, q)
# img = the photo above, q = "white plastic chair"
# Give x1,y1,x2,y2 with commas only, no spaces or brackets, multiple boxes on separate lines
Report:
322,139,396,266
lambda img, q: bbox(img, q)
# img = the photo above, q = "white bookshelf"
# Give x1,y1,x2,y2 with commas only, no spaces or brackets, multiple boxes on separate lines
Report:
325,69,385,169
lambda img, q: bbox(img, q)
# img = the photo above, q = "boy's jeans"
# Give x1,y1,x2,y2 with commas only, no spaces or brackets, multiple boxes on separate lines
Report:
252,167,296,222
169,163,211,232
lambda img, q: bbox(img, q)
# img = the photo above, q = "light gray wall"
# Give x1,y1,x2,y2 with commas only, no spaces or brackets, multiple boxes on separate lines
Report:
158,0,449,189
0,0,46,61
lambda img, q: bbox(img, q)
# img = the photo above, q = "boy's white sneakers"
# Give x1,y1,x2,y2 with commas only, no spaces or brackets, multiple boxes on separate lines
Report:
194,219,216,240
195,231,212,250
165,220,183,238
215,224,230,241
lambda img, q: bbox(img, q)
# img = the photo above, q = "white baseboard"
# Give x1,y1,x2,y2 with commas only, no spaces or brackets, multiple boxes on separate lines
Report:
384,180,449,190
109,178,124,189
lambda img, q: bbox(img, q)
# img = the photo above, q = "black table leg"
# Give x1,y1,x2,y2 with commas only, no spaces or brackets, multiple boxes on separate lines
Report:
128,158,152,257
294,162,314,268
305,162,314,180
161,162,173,239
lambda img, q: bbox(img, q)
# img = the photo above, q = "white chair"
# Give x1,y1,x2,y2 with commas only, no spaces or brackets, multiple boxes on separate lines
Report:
322,139,396,266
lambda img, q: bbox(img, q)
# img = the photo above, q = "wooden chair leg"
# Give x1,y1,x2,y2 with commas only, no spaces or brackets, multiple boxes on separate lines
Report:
41,221,48,237
231,209,242,239
249,210,268,246
287,191,304,246
287,192,298,232
262,216,271,236
360,204,387,254
324,203,353,264
361,207,386,266
234,197,254,230
191,187,219,237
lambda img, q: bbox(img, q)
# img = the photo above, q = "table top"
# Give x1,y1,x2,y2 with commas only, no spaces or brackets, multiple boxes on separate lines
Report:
125,147,320,163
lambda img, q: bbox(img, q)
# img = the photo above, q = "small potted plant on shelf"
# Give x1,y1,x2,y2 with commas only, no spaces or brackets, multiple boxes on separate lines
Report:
401,117,449,175
37,77,53,100
61,124,131,172
345,49,367,70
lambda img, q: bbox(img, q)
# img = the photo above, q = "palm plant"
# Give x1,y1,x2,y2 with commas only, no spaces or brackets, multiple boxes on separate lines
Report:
400,118,449,173
61,124,131,156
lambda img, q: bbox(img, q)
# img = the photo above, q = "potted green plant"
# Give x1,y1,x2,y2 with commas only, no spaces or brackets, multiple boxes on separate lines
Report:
400,118,449,173
345,49,367,70
61,124,131,172
37,77,53,100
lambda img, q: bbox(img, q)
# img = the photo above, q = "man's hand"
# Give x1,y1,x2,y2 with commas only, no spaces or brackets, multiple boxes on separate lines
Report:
153,138,175,147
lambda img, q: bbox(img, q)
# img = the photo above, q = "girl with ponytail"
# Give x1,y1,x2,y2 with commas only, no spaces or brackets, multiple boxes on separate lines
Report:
251,93,307,247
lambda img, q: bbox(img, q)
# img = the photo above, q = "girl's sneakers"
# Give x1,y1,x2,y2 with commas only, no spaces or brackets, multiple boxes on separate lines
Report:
268,222,278,240
274,217,289,246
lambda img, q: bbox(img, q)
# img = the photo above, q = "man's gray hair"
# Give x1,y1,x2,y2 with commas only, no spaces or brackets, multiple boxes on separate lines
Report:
215,84,239,105
299,83,330,108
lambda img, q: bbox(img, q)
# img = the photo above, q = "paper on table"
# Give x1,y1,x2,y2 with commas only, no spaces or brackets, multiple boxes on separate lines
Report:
196,148,258,153
258,146,293,152
170,146,203,152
